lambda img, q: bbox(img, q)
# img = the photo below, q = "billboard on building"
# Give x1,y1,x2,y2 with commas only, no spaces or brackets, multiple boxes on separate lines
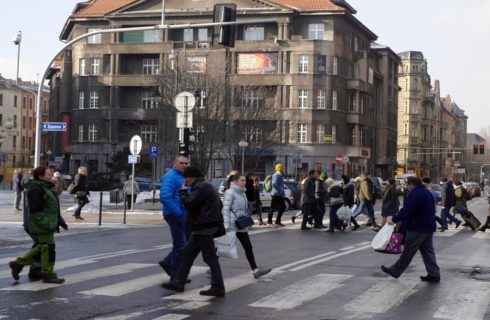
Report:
237,53,278,74
185,56,207,73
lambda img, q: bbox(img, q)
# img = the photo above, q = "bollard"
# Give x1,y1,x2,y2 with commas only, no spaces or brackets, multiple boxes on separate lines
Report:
123,191,127,224
98,191,103,226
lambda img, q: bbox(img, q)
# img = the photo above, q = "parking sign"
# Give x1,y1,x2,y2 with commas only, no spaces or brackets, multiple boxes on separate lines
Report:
149,145,158,158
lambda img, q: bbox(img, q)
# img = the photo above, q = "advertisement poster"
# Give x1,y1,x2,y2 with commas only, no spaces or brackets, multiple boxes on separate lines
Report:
237,53,278,74
185,56,207,74
317,55,326,73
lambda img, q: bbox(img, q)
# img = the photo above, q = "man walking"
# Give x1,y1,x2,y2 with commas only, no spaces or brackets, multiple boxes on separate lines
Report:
381,176,440,282
352,172,379,230
159,156,189,282
300,170,319,230
268,163,286,227
13,169,24,211
161,166,225,297
439,177,461,231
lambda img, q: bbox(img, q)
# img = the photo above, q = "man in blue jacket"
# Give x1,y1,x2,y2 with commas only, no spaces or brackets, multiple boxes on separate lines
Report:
268,163,286,227
159,156,189,282
381,176,440,282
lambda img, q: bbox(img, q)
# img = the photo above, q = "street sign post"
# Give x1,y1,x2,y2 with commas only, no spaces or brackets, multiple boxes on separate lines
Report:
335,154,343,164
42,122,67,131
342,156,350,164
174,91,196,143
128,135,142,215
149,145,158,158
149,145,158,188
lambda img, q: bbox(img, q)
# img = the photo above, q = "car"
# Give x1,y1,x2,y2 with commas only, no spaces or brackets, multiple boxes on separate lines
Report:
395,179,407,196
462,182,474,198
369,177,384,199
210,178,227,192
431,184,442,204
119,176,160,192
467,182,481,197
284,180,301,209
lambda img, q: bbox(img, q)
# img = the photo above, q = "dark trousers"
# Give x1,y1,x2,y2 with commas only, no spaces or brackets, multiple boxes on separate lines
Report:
236,232,257,270
74,196,89,217
125,194,136,209
301,202,319,228
176,234,225,290
329,205,341,230
268,196,285,224
162,215,189,280
386,231,440,278
315,198,326,226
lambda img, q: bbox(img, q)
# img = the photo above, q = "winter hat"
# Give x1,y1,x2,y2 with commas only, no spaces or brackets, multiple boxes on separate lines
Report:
320,172,328,180
275,163,284,171
325,178,335,186
183,166,203,178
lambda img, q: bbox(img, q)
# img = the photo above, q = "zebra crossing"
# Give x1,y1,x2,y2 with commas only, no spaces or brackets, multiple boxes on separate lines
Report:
0,240,488,320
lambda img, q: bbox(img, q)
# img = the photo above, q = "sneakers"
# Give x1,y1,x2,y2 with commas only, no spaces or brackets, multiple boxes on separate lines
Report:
199,287,225,297
420,275,440,283
42,277,65,284
253,268,272,279
381,265,399,279
275,222,285,227
8,261,23,280
161,280,185,292
15,207,22,212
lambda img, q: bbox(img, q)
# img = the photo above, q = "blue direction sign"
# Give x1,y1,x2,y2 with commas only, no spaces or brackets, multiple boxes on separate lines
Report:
149,145,158,158
42,122,67,131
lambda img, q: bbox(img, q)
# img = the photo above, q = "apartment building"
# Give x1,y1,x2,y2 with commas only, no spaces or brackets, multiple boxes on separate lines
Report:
49,0,398,178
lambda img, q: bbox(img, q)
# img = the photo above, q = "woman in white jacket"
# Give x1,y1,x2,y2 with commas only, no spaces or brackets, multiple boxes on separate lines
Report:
222,174,271,279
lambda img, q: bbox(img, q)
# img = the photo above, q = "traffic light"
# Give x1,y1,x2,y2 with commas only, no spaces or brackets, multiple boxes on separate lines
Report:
213,4,236,47
183,128,196,155
480,144,485,155
474,144,478,155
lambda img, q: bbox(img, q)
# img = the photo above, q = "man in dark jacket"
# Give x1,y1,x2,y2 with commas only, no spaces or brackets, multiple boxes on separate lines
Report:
300,170,319,230
381,176,440,282
73,166,89,220
342,175,360,230
439,177,461,231
13,169,24,211
161,166,225,297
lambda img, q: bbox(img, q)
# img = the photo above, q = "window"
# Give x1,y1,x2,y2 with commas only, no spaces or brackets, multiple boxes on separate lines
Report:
241,90,263,108
298,55,308,73
410,124,418,137
333,56,338,75
14,96,17,107
91,58,100,75
78,125,84,142
87,28,102,44
22,116,26,129
0,114,2,126
29,98,33,109
410,101,419,114
244,25,264,41
297,124,307,143
88,124,98,142
0,94,2,106
43,101,48,113
22,97,26,108
89,91,99,109
183,28,193,42
298,90,308,108
142,91,158,109
28,137,32,149
143,59,160,75
21,136,26,148
79,91,85,109
79,58,86,76
12,136,17,149
332,124,337,144
308,24,324,40
141,124,158,143
120,30,160,43
317,90,325,109
248,127,263,144
316,124,325,143
349,92,356,112
13,115,17,128
332,91,338,110
29,117,32,129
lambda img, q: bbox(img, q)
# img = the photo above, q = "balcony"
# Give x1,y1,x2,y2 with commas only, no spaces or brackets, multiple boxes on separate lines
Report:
346,113,371,126
347,79,367,91
99,75,158,87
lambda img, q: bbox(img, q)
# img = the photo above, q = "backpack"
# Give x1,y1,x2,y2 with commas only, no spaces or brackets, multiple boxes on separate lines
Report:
67,182,77,195
264,175,272,192
461,187,472,201
329,185,343,198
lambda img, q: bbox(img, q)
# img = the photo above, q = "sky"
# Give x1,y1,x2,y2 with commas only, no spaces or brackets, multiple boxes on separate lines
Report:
0,0,488,133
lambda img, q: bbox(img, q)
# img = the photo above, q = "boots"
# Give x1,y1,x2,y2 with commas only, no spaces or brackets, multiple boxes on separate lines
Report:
478,217,490,232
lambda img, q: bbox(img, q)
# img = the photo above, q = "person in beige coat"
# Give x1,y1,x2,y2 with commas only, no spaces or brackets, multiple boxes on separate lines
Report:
123,175,140,210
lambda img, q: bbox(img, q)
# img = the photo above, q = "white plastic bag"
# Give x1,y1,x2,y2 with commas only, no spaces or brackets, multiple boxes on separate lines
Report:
336,205,352,221
371,224,394,250
214,233,238,259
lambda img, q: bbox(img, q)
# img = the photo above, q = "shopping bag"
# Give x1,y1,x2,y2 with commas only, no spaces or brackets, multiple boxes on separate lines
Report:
214,233,238,259
371,224,394,250
375,232,404,254
336,205,352,221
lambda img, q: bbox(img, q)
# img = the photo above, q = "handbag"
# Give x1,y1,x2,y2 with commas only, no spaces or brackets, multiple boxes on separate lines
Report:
231,210,254,230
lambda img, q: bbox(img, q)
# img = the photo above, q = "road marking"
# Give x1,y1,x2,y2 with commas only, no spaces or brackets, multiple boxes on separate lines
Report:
434,228,464,237
1,263,153,291
152,314,190,320
433,281,490,320
472,231,490,239
170,301,210,310
0,258,97,280
93,306,168,320
273,252,336,272
0,258,14,265
81,266,207,297
343,278,419,319
289,244,372,271
249,274,352,310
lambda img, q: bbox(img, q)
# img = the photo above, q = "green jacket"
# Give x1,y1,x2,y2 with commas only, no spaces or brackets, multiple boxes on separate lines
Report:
26,179,60,234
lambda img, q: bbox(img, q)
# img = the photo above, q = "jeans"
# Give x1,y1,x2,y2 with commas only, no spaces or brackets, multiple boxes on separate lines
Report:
162,215,189,280
254,204,263,221
74,196,89,217
441,207,461,228
236,232,257,270
329,205,341,230
352,200,376,224
385,231,440,278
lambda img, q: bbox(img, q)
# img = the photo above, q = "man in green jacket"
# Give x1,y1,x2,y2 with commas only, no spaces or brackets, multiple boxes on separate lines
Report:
9,166,67,284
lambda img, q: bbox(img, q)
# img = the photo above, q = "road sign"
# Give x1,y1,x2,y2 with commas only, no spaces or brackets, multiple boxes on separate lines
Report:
129,135,142,155
128,155,140,164
173,91,196,113
149,145,158,158
42,122,67,131
335,154,343,164
324,134,332,142
176,112,193,128
342,156,349,164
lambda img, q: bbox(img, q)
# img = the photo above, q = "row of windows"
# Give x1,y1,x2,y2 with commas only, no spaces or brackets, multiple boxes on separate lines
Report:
78,91,99,109
78,124,98,142
297,124,337,144
0,94,35,109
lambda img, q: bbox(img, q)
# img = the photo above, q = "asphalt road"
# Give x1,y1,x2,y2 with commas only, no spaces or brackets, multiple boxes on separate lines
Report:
0,196,489,320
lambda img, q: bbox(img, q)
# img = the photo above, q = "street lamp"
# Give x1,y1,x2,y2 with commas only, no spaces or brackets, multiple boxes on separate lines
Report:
238,140,248,174
12,30,22,84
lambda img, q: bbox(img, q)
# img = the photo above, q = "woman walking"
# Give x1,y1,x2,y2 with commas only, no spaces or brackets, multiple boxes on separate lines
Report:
381,178,400,227
222,174,271,278
73,167,89,220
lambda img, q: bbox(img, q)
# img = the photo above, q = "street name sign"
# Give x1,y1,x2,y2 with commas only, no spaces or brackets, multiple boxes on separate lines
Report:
42,122,67,131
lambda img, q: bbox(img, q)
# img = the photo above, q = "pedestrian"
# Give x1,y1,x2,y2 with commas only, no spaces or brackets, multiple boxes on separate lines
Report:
299,170,319,230
123,175,141,210
351,172,379,230
439,177,461,231
73,166,90,220
253,176,265,225
325,178,345,233
53,171,64,193
478,207,490,232
314,171,328,228
245,172,255,215
222,174,271,278
12,168,24,212
381,178,399,227
268,163,286,227
342,175,360,230
161,166,226,297
381,176,441,283
158,156,189,282
453,181,469,217
291,175,309,225
8,166,68,284
21,168,34,189
221,169,239,193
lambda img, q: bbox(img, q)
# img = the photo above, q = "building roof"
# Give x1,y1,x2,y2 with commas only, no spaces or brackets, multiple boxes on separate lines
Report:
72,0,138,18
398,51,425,60
467,133,486,143
268,0,348,12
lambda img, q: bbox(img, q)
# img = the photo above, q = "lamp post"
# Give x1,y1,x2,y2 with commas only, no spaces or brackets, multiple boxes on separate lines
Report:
12,31,22,84
238,140,248,174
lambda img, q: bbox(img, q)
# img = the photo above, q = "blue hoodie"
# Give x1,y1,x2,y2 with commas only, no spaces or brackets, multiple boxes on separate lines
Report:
392,185,436,232
160,167,187,217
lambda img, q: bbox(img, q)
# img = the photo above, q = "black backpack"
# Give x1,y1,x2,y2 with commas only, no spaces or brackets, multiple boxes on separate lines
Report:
329,185,343,198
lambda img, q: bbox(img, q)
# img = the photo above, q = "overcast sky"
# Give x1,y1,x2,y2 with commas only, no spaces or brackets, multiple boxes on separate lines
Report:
0,0,488,132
